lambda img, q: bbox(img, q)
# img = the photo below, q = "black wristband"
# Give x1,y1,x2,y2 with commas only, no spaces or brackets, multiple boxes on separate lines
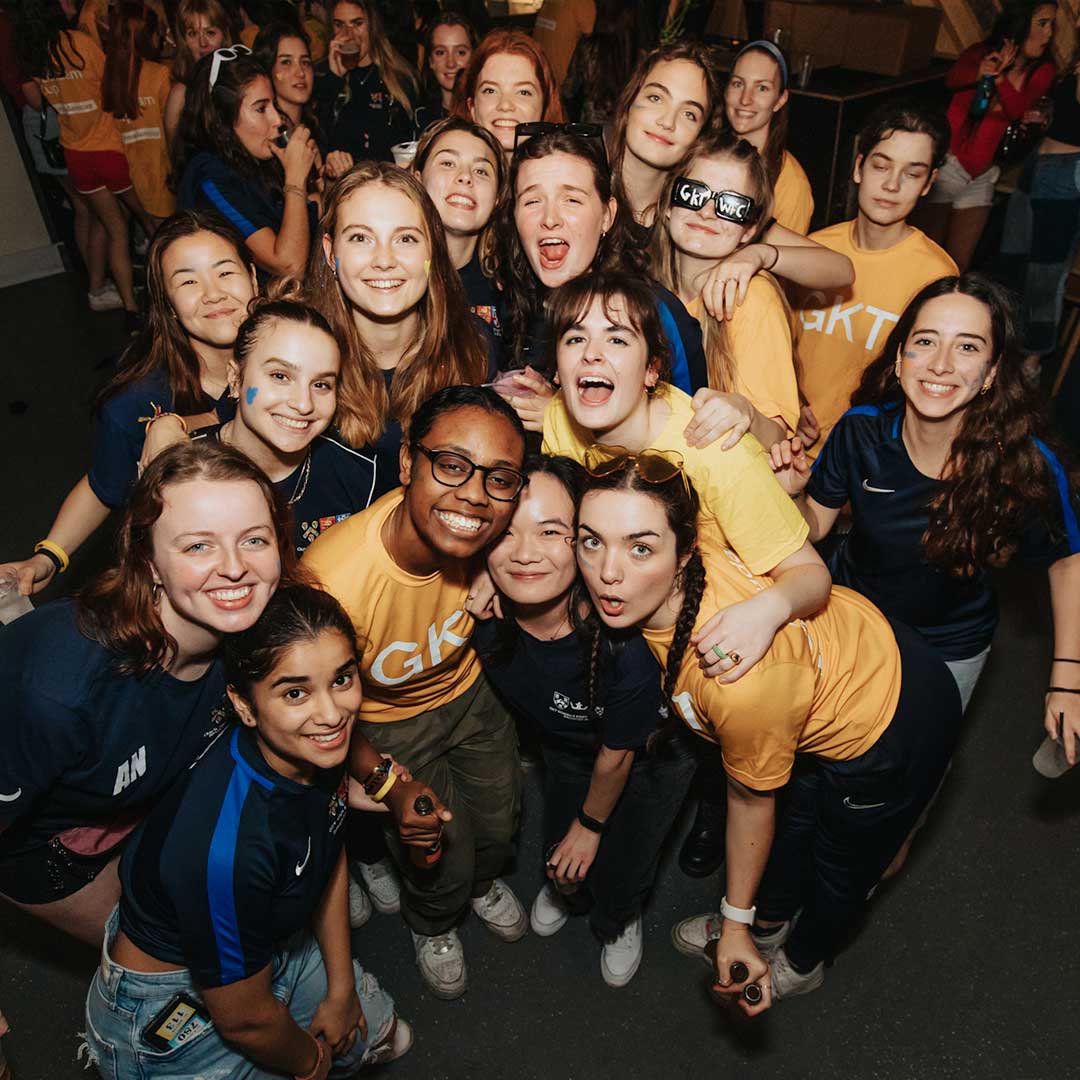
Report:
1047,686,1080,694
34,545,63,575
1052,657,1080,664
577,807,607,834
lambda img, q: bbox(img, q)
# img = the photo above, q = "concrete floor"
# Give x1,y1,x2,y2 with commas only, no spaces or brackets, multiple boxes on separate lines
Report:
1,273,1079,1079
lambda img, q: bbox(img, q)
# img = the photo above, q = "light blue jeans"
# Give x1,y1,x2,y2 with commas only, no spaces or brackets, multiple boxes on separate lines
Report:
83,908,396,1079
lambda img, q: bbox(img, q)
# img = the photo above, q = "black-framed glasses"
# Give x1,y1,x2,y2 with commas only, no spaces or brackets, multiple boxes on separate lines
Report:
583,444,691,500
412,444,526,502
513,121,607,159
671,177,759,225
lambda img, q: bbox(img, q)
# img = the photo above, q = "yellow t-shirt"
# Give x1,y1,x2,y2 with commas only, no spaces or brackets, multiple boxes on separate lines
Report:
542,382,809,575
791,220,957,453
532,0,596,83
239,24,259,48
643,538,900,791
686,274,799,435
37,30,122,153
115,61,175,218
773,150,814,235
302,489,482,723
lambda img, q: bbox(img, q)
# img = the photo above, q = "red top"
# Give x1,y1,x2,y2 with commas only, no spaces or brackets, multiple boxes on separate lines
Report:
945,43,1055,178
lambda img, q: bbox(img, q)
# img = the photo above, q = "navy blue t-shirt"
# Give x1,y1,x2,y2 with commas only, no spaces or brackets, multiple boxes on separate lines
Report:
119,726,349,987
177,150,317,251
88,369,230,509
190,425,390,553
808,404,1080,658
459,252,503,345
473,619,665,753
313,63,413,164
0,600,228,858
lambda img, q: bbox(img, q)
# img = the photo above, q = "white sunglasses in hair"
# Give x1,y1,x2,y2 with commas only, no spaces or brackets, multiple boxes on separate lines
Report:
209,44,253,89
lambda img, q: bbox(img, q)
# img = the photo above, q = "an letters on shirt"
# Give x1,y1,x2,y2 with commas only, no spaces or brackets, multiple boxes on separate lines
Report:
112,745,148,795
369,610,469,686
799,290,900,353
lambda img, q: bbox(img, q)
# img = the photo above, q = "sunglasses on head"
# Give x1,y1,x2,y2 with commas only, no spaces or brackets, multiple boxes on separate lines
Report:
209,44,252,89
513,121,606,158
671,177,759,225
583,444,691,500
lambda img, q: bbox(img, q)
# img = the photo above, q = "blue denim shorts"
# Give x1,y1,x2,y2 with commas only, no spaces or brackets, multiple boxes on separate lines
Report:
83,908,396,1079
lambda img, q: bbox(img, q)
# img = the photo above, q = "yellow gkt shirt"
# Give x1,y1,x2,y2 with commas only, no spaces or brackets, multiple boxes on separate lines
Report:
643,538,900,791
773,151,814,235
542,382,808,576
685,274,799,436
302,489,481,723
791,220,957,454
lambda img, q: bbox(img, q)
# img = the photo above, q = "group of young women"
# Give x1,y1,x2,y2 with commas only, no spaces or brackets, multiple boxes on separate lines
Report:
3,4,1080,1075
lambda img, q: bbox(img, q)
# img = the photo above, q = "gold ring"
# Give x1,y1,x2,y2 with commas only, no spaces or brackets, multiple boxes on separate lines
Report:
729,652,742,665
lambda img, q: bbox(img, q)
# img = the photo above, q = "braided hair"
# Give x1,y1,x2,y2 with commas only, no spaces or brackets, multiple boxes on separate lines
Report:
576,458,703,742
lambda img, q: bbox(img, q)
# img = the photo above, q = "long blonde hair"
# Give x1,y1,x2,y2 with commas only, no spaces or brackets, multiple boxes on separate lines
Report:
650,131,779,394
331,0,417,116
306,163,489,447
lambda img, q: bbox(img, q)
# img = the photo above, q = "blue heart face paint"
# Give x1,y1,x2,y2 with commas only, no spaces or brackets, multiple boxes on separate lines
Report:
246,387,258,405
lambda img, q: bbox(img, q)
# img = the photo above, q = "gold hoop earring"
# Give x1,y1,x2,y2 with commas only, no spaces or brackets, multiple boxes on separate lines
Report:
979,383,991,395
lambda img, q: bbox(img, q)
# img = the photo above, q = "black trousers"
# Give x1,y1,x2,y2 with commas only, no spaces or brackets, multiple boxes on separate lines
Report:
755,620,962,970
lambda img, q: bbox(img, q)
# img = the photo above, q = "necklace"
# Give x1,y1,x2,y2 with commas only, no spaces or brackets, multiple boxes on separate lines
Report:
288,451,312,505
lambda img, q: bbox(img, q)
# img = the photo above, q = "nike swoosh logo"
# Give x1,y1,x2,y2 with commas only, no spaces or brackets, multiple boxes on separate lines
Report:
295,837,312,876
843,796,886,810
0,788,21,802
862,479,896,494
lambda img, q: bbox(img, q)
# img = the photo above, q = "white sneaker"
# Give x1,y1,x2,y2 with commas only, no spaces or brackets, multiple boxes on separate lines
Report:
356,858,401,914
348,875,372,929
364,1017,413,1064
87,283,124,312
751,920,792,959
670,912,722,965
769,948,825,1001
530,882,570,937
470,879,527,941
411,929,467,999
601,915,643,988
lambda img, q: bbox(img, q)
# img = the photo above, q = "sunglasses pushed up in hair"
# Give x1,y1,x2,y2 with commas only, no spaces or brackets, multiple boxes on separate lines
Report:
513,121,607,159
671,177,759,225
209,44,252,88
583,444,692,500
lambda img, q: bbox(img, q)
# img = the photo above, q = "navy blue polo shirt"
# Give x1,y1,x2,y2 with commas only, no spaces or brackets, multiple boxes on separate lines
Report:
119,726,349,987
808,404,1080,659
88,369,230,509
0,600,228,858
177,150,318,251
190,425,389,554
473,620,665,753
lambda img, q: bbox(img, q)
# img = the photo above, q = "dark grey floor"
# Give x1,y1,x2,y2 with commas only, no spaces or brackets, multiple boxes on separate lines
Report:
1,274,1079,1080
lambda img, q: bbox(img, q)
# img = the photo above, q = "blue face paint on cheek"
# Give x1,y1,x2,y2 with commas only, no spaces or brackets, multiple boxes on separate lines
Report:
902,352,916,360
245,387,258,405
334,256,341,277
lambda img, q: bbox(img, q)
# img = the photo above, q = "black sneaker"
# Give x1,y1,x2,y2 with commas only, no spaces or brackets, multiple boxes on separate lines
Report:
678,796,726,878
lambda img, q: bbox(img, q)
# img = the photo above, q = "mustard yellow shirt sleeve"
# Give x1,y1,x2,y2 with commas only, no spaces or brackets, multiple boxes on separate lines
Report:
726,276,800,435
773,152,814,235
688,434,810,575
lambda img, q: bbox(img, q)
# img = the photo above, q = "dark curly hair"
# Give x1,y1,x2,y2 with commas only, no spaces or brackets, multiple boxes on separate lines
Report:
14,0,83,79
493,130,644,372
172,50,283,194
851,272,1077,577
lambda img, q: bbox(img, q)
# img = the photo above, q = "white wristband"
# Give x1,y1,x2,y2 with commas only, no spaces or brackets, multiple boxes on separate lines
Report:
720,895,757,925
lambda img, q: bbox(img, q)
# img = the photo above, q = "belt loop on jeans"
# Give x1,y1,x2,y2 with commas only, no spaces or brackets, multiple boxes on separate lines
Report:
97,906,124,996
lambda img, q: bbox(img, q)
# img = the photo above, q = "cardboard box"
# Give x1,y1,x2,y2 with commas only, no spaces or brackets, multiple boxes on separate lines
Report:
843,6,942,76
763,2,942,77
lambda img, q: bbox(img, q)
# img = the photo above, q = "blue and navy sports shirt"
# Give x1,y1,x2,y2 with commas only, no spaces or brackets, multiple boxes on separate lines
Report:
190,426,388,554
808,404,1080,659
0,600,227,857
119,726,349,988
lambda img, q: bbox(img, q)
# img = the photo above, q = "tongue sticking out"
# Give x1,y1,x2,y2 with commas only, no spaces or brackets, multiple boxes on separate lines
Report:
538,240,569,270
579,382,613,405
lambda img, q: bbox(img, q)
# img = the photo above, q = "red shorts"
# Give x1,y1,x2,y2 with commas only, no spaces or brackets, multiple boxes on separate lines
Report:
64,147,132,195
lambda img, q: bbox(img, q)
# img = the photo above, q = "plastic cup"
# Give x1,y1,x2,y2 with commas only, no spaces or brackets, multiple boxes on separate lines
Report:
391,141,418,167
486,369,536,400
1033,733,1079,778
0,568,33,625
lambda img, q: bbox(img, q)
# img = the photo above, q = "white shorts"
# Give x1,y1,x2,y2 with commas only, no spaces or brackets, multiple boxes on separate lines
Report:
926,152,1001,210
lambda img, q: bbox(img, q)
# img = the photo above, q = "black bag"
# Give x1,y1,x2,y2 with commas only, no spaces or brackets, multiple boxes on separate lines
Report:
37,106,65,171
